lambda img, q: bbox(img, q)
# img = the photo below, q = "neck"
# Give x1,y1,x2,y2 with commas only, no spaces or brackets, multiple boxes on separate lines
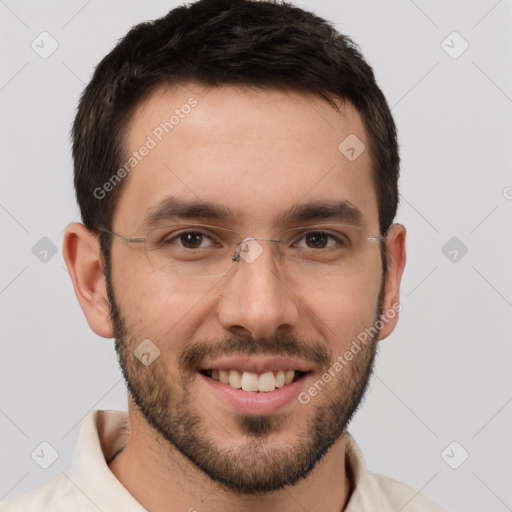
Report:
108,405,352,512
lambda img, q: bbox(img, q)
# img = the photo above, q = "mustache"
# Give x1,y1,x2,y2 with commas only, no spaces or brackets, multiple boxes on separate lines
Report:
179,333,331,374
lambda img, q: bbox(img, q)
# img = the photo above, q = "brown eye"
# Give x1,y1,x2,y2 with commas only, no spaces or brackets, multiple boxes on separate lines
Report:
162,231,214,249
305,232,330,248
179,232,205,248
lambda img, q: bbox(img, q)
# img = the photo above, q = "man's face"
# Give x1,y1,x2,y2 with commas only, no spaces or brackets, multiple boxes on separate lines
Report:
107,84,385,493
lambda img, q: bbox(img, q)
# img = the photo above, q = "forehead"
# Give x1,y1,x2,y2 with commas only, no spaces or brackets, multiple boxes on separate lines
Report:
113,83,378,232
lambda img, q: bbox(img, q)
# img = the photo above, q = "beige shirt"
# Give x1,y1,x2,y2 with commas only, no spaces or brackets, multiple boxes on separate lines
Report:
1,410,449,512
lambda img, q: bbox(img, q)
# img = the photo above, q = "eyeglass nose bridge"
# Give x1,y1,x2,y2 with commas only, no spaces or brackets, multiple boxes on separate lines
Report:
231,236,281,264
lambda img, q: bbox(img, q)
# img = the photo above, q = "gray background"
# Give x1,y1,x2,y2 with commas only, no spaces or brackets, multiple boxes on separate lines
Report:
1,1,511,511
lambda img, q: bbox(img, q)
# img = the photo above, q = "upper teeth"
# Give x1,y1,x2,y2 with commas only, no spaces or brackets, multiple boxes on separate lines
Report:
209,369,296,392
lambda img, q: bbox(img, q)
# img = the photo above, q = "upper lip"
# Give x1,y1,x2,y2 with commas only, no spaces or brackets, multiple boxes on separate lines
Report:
198,355,313,373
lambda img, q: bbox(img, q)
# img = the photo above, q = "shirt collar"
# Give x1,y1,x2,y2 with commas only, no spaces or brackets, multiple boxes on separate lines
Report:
70,409,378,512
69,409,146,512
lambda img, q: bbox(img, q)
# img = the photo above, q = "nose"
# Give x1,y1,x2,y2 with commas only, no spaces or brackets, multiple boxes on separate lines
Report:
216,238,301,339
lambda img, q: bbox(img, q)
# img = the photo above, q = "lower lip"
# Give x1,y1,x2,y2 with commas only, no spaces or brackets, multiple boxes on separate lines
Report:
198,372,309,415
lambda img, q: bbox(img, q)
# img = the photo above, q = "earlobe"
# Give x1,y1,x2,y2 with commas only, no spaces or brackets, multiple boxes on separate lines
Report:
378,223,407,340
62,222,114,338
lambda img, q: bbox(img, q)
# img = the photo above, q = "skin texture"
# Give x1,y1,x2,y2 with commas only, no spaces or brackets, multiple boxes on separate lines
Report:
63,83,406,512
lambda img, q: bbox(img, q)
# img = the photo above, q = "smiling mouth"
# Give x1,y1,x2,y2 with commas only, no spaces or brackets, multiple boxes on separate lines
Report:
199,369,308,392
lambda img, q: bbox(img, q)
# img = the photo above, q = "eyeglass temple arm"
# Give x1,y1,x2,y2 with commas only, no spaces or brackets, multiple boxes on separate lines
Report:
97,228,146,244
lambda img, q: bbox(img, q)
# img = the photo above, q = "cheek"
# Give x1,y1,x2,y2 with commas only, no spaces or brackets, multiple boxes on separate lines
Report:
303,270,382,351
116,265,215,346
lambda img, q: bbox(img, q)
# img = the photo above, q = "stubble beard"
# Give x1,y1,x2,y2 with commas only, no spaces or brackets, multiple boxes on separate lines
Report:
105,268,383,494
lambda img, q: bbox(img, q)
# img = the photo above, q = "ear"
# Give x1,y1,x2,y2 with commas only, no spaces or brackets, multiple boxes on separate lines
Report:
378,223,406,340
62,222,114,338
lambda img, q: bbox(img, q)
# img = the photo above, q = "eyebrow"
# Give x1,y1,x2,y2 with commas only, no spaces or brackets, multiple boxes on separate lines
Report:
141,196,236,227
273,200,365,227
141,195,365,229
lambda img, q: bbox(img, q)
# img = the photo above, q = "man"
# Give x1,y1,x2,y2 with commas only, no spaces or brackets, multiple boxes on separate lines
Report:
1,0,449,510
